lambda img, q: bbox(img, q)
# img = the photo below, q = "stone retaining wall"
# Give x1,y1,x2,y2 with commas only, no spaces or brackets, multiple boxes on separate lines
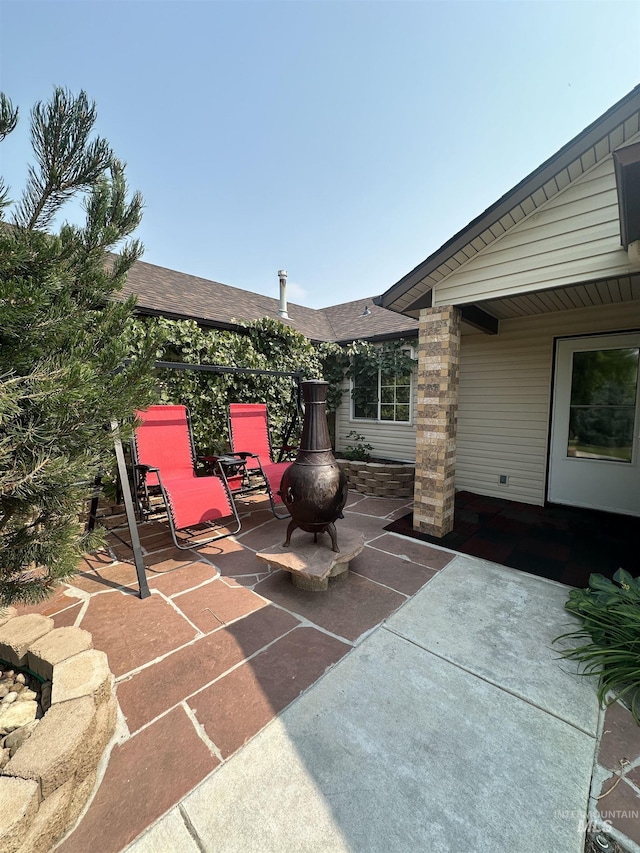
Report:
0,610,117,853
337,459,415,498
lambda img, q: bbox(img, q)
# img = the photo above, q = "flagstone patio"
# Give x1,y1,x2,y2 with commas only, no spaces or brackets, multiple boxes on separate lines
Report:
15,491,454,852
11,488,640,852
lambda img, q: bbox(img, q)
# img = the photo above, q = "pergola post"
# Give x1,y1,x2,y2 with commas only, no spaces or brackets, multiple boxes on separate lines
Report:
111,421,150,600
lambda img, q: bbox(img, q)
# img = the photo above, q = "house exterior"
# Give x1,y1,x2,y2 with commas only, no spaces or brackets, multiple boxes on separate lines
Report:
120,262,419,460
377,86,640,537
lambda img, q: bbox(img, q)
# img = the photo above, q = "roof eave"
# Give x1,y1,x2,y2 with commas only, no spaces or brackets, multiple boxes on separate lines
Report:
131,305,245,332
334,329,419,345
379,84,640,311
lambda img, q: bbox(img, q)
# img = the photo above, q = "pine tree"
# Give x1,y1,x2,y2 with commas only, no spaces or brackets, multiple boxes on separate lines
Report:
0,88,158,606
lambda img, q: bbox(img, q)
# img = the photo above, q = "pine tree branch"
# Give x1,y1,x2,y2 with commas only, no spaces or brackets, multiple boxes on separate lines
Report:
0,92,18,141
13,88,113,231
0,93,19,216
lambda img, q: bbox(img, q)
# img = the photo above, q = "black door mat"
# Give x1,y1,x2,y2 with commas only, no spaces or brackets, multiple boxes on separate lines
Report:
383,491,638,588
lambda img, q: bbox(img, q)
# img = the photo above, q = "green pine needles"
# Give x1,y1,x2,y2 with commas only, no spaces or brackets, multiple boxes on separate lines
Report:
555,569,640,723
0,88,157,606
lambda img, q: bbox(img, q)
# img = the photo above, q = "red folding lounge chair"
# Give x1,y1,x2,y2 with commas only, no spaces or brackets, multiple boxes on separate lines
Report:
227,403,292,519
133,405,241,549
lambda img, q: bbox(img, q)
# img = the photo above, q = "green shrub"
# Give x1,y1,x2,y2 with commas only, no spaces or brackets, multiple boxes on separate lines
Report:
555,569,640,723
124,315,324,456
341,431,373,461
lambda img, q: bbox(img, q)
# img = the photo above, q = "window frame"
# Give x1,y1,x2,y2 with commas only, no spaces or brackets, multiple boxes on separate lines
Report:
350,346,414,425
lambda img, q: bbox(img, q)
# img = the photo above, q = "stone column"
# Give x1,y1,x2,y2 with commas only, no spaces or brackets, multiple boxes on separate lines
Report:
413,305,461,538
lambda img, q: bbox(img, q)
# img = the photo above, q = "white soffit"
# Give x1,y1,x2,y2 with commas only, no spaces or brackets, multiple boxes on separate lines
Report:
478,274,640,320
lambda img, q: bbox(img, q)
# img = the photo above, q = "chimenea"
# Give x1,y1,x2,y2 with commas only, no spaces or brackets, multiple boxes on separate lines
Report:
280,380,348,552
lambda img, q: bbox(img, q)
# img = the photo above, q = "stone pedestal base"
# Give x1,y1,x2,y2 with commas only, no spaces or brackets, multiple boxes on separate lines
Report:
256,529,365,591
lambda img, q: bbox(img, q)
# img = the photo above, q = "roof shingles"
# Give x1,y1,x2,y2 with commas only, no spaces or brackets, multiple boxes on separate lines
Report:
120,259,418,343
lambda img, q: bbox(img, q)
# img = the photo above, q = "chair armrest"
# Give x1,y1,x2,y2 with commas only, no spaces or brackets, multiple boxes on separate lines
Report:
134,464,159,474
197,455,219,475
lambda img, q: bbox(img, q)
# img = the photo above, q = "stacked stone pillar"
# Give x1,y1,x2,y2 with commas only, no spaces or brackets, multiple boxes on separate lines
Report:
413,305,461,538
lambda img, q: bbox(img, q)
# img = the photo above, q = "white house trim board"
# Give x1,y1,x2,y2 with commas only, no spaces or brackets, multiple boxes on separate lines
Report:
433,151,640,307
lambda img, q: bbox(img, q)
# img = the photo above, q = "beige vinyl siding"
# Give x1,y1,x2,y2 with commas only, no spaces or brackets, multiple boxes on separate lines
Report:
434,146,640,306
456,301,640,504
334,368,418,463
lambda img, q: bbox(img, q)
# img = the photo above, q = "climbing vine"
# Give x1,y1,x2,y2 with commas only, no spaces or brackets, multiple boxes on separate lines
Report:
125,316,323,454
319,339,416,418
123,316,417,455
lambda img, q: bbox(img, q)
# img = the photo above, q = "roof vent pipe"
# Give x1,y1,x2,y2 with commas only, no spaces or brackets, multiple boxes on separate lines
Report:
278,270,289,319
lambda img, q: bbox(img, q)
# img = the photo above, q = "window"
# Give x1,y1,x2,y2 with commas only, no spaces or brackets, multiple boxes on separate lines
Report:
567,346,639,463
351,348,413,423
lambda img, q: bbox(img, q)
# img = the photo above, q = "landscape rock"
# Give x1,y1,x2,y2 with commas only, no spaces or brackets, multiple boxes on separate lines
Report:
28,627,93,682
0,700,38,734
19,689,37,702
51,648,112,707
0,608,17,628
0,776,40,853
3,696,96,798
84,691,117,767
0,615,54,667
39,682,51,712
4,720,39,756
14,777,74,853
0,611,117,853
65,769,97,832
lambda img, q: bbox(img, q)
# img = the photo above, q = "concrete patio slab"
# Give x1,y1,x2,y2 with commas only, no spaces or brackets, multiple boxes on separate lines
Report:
173,621,596,853
386,554,600,735
122,808,201,853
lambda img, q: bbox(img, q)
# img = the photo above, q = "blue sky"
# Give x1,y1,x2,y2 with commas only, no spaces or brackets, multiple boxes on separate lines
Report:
1,1,639,308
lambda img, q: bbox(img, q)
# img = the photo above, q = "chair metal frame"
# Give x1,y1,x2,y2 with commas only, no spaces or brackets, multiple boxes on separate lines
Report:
227,403,294,519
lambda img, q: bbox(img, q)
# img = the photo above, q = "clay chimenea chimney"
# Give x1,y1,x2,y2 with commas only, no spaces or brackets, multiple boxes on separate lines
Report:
278,270,289,319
